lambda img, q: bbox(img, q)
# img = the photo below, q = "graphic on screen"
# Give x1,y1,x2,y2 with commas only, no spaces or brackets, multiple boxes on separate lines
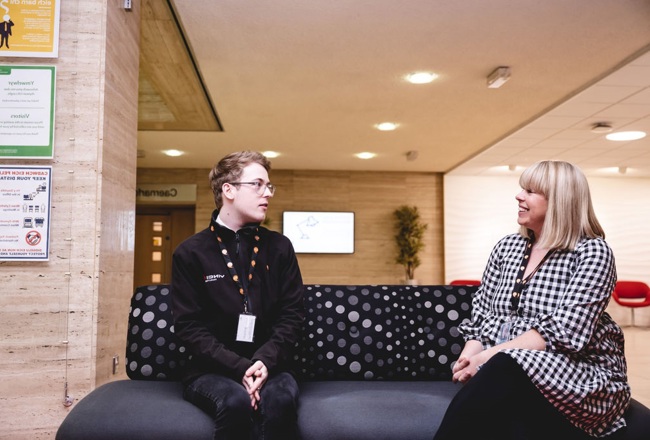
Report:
282,211,354,254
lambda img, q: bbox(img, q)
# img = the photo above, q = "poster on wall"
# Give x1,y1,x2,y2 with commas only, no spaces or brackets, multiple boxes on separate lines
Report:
0,65,55,158
0,165,52,261
0,0,60,58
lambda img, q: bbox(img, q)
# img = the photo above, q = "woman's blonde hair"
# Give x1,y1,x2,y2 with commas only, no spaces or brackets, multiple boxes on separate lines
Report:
518,160,604,250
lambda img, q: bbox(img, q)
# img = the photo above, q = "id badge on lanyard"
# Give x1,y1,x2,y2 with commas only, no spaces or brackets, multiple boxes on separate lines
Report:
214,224,260,344
496,317,513,344
236,313,256,342
497,240,554,345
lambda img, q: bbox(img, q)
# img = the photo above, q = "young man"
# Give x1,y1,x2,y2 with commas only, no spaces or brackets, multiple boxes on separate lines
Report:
171,151,305,440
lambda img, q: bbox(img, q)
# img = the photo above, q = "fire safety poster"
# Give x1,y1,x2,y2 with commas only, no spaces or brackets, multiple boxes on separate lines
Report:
0,0,60,58
0,165,51,261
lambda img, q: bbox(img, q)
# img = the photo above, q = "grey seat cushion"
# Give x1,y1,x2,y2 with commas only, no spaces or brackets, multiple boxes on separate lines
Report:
55,380,213,440
297,381,462,440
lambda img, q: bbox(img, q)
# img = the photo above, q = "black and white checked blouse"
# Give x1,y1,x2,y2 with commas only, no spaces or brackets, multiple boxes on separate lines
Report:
461,233,630,437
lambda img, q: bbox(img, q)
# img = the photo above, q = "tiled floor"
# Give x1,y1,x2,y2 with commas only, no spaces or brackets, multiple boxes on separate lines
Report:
624,326,650,407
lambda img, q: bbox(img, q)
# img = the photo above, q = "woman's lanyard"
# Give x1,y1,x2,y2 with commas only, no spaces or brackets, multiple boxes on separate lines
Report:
510,239,555,314
214,228,260,314
496,239,555,344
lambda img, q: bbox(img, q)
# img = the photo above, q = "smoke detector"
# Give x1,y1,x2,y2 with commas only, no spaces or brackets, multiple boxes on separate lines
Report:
591,122,613,134
486,66,511,89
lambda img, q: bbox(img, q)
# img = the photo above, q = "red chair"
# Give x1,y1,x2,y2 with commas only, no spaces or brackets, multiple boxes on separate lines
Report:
612,281,650,327
449,279,481,286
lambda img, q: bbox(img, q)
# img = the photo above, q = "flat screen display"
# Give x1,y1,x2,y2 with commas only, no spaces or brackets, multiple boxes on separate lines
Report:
282,211,355,254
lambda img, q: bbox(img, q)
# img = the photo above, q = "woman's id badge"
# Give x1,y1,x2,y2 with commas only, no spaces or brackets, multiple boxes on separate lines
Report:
236,313,256,342
496,319,512,344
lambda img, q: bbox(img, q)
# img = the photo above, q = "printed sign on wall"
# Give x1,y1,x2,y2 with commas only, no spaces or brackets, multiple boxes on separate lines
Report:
0,0,60,58
0,165,52,261
135,184,198,204
0,65,55,158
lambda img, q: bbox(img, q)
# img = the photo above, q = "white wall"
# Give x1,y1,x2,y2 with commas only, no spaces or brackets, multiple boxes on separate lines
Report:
444,174,650,327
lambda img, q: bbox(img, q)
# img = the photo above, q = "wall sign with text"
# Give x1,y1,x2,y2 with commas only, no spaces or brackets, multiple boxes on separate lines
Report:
136,184,198,204
0,166,52,261
0,65,56,158
0,0,61,58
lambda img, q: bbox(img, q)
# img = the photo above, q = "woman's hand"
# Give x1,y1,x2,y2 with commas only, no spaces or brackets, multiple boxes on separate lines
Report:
452,340,484,383
452,330,547,384
452,353,485,384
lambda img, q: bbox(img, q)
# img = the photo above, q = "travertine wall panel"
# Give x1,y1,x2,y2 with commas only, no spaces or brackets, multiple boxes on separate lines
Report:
95,0,140,387
0,1,140,438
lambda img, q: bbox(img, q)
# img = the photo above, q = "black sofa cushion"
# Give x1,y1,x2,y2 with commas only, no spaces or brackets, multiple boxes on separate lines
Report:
296,284,475,381
125,283,477,382
125,284,189,380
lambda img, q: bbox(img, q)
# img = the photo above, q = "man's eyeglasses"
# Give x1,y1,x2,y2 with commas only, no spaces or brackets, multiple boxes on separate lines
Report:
229,180,276,195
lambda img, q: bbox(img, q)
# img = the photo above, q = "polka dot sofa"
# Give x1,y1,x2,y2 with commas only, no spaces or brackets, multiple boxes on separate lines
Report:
56,283,650,440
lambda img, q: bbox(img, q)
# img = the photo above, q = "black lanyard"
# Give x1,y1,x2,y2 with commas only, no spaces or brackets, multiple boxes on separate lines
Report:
214,227,260,314
510,239,554,314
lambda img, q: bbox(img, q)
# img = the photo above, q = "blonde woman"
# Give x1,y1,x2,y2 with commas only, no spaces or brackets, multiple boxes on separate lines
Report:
434,161,630,439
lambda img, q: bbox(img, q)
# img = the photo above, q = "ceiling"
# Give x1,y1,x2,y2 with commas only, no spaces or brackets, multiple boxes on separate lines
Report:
136,0,650,177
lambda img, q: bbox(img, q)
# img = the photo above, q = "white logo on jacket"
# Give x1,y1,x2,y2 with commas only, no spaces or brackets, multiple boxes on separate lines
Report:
204,274,226,283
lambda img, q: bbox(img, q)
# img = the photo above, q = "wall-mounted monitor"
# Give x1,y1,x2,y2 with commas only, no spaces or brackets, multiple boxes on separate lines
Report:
282,211,355,254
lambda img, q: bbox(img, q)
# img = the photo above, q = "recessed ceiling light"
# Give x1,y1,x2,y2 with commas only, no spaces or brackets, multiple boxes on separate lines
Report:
375,122,399,131
262,151,280,158
605,131,646,141
163,149,184,157
404,71,438,84
355,152,376,160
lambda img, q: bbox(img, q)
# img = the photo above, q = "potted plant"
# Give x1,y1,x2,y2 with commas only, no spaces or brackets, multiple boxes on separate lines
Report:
393,205,427,284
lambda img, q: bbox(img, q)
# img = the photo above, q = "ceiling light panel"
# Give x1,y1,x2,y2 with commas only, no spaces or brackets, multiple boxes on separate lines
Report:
606,131,647,141
375,122,398,131
404,72,438,84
